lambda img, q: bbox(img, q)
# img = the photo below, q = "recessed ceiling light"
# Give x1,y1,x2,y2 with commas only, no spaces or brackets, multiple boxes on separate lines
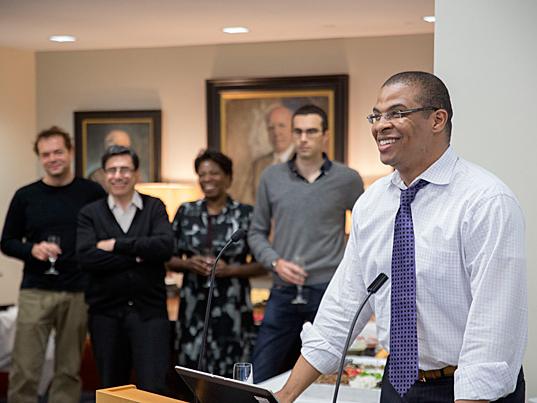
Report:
423,16,436,23
222,26,249,34
49,35,76,43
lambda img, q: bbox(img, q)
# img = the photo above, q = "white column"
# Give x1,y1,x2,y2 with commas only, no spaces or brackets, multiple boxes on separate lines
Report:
435,0,537,395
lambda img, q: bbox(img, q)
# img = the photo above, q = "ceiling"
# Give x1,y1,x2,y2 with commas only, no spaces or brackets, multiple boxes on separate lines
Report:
0,0,434,52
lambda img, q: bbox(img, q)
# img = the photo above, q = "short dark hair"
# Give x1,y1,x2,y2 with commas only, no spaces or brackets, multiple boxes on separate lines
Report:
383,71,453,137
194,149,233,179
292,104,328,132
33,126,72,155
101,145,140,170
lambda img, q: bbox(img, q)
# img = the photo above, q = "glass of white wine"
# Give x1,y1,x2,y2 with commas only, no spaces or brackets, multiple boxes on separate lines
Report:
44,235,60,275
200,247,215,288
291,256,308,305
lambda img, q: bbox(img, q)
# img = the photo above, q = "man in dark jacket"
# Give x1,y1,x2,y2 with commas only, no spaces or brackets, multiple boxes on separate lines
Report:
77,145,173,394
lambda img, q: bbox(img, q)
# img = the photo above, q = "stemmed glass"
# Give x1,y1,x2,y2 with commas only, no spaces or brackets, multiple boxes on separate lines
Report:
44,235,61,275
200,247,215,288
291,256,308,305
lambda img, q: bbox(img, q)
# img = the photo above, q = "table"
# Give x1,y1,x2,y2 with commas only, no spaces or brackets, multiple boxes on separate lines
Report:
259,370,381,403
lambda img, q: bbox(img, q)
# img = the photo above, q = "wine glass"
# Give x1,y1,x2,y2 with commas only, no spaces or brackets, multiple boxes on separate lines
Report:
44,235,61,275
291,256,308,305
233,362,253,384
200,247,215,288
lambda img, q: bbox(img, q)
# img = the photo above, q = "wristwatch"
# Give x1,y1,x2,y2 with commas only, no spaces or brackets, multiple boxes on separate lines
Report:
271,260,278,270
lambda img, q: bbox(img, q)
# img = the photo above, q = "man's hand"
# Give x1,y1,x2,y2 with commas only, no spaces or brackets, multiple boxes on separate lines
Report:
97,239,116,252
274,259,308,285
275,355,321,402
31,241,62,261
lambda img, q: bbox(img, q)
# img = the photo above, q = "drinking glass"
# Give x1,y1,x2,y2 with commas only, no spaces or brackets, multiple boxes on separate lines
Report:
291,256,308,305
233,362,253,384
200,247,215,288
44,235,61,275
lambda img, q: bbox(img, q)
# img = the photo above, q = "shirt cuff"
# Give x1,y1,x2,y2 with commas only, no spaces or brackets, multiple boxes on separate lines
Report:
300,322,342,375
261,251,280,271
454,362,515,401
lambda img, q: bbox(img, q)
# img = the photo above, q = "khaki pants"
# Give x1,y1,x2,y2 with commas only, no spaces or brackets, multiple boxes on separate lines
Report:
8,289,87,403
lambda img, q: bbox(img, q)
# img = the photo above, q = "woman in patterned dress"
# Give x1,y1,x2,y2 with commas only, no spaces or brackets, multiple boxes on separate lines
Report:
168,150,264,377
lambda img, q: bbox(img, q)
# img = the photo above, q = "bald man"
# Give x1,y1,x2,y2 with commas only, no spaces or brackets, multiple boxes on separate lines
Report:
240,106,295,204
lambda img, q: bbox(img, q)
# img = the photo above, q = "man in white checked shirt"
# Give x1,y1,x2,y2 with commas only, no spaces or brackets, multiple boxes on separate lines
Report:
275,71,527,402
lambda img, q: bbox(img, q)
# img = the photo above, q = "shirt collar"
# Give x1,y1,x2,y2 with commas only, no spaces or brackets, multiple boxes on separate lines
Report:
391,146,458,190
200,195,235,216
107,191,143,211
287,152,333,181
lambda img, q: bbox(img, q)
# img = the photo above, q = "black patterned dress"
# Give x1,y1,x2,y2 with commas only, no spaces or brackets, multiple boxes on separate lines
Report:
172,197,256,377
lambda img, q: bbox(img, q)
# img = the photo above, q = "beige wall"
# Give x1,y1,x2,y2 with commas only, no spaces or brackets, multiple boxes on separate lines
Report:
0,47,36,304
36,34,433,184
435,0,537,393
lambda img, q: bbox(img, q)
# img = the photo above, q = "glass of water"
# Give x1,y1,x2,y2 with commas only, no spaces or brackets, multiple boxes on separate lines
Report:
233,362,253,384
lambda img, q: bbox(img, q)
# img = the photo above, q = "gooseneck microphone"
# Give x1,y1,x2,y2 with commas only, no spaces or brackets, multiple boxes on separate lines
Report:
197,228,247,371
332,273,388,403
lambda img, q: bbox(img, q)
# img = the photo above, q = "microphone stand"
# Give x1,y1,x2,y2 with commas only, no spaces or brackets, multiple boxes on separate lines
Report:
197,229,246,372
332,273,388,403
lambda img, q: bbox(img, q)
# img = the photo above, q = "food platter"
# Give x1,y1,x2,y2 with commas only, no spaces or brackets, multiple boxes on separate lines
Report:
315,356,386,390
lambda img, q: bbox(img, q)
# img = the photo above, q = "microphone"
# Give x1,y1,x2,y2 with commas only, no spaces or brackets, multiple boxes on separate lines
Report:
197,228,247,371
332,273,388,403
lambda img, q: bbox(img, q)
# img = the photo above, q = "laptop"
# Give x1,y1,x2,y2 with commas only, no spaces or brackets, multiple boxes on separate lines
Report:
175,365,279,403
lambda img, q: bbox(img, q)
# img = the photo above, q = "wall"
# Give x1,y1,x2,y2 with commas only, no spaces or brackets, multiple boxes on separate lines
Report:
0,47,36,304
435,0,537,394
36,34,433,183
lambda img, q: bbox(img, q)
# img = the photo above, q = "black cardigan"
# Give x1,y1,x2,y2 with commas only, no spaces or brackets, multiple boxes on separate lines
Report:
77,194,173,319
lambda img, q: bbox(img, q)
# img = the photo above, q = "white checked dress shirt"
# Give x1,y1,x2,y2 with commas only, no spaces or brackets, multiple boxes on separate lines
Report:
301,147,527,400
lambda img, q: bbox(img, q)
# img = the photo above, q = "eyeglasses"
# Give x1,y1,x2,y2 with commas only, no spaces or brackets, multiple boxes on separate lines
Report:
104,166,135,176
292,128,323,138
366,106,439,125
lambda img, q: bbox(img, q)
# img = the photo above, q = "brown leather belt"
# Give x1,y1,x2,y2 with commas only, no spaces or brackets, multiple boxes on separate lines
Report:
418,366,457,382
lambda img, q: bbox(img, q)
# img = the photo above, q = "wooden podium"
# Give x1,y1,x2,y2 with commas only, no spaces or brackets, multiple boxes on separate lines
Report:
96,385,187,403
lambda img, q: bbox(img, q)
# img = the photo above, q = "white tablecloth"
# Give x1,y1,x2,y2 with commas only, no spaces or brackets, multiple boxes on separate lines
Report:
0,306,55,395
258,369,381,403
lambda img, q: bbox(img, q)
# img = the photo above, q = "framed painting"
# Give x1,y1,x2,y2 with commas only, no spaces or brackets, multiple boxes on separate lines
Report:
206,75,349,205
74,110,161,185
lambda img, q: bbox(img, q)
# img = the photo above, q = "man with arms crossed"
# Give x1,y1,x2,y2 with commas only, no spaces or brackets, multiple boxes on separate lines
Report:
248,104,364,383
0,127,105,403
277,72,526,402
77,146,173,394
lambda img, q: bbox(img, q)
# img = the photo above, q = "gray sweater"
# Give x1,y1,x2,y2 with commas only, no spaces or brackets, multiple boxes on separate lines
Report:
248,160,363,286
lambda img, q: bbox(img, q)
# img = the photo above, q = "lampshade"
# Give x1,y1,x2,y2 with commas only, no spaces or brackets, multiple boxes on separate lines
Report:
135,182,202,220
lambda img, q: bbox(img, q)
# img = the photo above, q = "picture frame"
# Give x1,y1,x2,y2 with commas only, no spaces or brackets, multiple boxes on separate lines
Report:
206,75,349,205
74,110,161,185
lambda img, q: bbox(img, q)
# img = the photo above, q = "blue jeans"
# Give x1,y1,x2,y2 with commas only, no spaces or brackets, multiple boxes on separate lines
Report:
252,283,328,383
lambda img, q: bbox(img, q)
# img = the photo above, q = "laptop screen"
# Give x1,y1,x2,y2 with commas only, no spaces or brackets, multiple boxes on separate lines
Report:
175,366,279,403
